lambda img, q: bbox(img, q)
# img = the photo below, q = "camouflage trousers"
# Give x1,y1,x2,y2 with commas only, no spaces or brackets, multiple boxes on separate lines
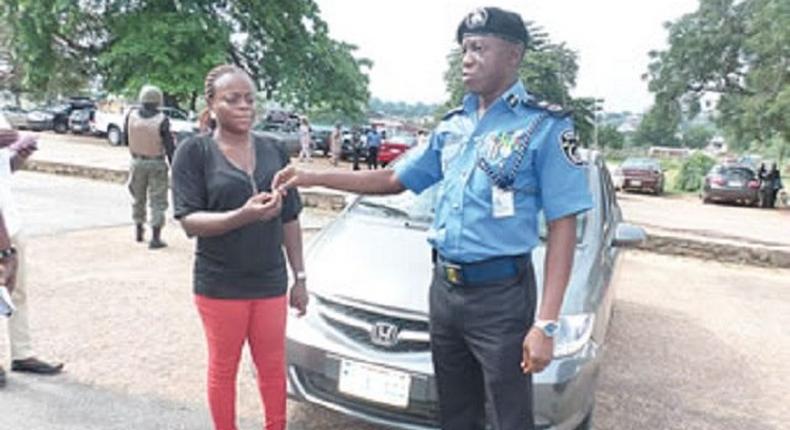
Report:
128,157,169,228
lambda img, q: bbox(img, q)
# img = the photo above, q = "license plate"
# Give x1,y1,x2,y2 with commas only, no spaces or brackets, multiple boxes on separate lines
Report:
631,180,642,187
728,181,743,187
338,359,411,408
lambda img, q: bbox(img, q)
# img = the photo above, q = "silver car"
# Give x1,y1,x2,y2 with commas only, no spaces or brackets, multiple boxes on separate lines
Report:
287,151,645,430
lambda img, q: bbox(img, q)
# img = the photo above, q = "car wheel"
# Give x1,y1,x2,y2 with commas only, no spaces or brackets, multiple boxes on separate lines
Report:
54,121,68,134
107,126,123,146
576,409,593,430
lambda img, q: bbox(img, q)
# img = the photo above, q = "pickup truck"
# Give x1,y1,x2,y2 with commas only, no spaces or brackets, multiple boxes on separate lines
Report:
93,106,198,146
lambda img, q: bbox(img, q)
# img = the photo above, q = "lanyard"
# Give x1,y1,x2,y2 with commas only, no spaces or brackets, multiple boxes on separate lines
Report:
476,112,549,190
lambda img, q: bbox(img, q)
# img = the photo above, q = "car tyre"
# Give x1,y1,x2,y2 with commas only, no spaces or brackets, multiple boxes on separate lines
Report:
576,409,593,430
54,121,68,134
107,126,123,146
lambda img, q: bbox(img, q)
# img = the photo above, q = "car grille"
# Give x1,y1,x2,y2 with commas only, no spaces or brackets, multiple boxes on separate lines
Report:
317,297,431,353
295,366,440,427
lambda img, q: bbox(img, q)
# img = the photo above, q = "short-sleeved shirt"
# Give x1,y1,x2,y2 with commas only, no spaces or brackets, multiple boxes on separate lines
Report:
394,81,593,263
366,130,382,148
171,133,302,299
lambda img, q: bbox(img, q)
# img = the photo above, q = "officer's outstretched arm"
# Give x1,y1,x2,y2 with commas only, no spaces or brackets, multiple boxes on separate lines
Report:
273,166,405,196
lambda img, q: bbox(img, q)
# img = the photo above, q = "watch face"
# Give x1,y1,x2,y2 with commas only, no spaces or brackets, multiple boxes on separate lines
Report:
546,322,559,336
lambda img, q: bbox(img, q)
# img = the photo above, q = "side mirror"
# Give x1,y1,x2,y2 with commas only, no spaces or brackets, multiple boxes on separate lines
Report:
612,223,647,248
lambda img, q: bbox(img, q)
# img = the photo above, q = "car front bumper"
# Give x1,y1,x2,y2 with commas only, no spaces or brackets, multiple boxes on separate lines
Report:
286,311,600,430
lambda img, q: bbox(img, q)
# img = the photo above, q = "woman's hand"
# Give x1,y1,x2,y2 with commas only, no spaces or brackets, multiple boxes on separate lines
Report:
289,280,309,317
241,191,283,223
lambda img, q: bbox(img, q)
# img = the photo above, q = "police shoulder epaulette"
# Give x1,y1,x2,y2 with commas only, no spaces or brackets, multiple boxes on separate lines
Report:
521,99,572,118
442,105,464,120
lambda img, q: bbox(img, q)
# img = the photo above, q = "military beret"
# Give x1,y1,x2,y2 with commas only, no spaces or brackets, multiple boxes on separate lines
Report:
456,7,529,45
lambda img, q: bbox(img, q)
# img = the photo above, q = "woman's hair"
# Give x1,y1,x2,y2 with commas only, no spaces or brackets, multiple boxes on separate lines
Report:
198,64,248,133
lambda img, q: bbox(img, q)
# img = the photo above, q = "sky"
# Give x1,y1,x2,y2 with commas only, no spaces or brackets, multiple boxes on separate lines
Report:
315,0,700,113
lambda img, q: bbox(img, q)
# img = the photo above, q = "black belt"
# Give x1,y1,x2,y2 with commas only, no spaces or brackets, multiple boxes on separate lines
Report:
432,250,529,287
131,153,165,160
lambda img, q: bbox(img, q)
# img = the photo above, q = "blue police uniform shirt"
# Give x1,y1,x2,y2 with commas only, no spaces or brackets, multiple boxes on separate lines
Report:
366,130,382,148
394,81,593,263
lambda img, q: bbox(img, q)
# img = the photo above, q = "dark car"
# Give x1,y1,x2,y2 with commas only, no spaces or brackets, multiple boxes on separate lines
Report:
615,157,665,194
68,108,95,134
253,121,301,155
29,98,96,133
286,150,646,430
311,125,334,156
701,164,761,206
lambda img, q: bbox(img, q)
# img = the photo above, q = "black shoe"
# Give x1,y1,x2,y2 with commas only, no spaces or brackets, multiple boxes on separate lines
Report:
135,224,145,243
149,239,167,249
11,357,64,375
0,365,6,387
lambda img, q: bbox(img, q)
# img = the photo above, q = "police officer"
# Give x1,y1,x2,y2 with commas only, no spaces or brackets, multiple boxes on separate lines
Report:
272,7,592,430
125,85,175,249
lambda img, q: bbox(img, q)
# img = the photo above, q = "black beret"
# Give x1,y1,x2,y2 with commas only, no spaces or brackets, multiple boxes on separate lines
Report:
456,7,529,45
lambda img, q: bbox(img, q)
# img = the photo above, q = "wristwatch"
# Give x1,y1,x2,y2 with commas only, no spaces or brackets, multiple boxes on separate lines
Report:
0,246,17,260
534,319,560,338
295,271,307,282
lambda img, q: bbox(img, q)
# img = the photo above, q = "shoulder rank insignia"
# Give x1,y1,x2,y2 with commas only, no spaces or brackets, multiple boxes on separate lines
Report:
522,99,572,118
442,105,464,121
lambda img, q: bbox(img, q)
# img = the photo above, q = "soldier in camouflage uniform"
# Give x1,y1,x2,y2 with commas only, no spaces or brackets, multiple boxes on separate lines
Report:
125,85,175,249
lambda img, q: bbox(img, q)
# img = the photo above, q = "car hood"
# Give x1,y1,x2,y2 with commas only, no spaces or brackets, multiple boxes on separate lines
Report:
305,212,594,316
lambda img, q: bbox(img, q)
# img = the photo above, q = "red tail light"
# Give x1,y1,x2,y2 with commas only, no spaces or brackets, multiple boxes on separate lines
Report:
747,180,760,189
711,176,726,186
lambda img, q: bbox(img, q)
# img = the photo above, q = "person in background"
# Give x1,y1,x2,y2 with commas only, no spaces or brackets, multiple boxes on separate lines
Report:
297,117,312,163
365,127,381,170
0,112,64,389
172,64,308,430
124,84,175,248
329,122,342,167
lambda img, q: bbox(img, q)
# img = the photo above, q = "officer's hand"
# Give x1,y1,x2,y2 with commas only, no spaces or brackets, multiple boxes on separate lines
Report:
0,129,20,148
521,327,553,374
272,166,313,193
289,280,309,317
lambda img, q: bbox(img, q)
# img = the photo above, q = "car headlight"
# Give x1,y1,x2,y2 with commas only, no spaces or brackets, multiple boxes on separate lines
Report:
553,313,595,358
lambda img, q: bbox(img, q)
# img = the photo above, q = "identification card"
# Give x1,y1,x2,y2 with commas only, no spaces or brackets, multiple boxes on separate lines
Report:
492,186,515,218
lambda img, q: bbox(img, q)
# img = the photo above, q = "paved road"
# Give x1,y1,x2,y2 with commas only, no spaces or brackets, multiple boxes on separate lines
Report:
1,172,788,429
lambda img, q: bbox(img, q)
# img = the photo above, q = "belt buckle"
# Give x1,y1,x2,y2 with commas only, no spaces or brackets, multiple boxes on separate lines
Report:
444,263,463,285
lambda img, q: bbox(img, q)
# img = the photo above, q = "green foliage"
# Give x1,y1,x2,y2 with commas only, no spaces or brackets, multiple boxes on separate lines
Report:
597,124,625,150
675,152,716,192
1,0,371,117
368,98,439,120
646,0,789,155
632,102,681,147
680,125,715,149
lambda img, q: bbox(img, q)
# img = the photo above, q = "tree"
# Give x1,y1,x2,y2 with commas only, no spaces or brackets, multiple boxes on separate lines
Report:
646,0,789,159
441,22,596,145
1,1,371,118
631,102,681,147
681,125,714,149
597,125,625,151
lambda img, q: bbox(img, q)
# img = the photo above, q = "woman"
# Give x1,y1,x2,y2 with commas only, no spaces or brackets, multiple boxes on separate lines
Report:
297,117,312,163
329,122,342,166
171,64,309,430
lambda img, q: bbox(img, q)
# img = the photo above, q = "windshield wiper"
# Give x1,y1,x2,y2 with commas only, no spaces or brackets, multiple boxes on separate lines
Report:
358,200,412,219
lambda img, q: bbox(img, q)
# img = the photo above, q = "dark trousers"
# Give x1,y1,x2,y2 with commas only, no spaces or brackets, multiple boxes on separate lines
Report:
429,259,537,430
367,146,379,169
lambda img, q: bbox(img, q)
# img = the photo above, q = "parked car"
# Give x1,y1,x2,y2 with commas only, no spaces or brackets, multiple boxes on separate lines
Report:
94,106,198,146
25,108,56,131
311,125,334,156
378,134,417,167
50,98,97,133
253,121,301,155
286,151,645,430
68,108,95,135
701,164,761,206
615,157,665,194
0,106,29,129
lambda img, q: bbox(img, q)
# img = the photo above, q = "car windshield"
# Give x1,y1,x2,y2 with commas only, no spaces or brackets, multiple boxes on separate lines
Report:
719,167,755,180
621,158,658,169
353,187,588,242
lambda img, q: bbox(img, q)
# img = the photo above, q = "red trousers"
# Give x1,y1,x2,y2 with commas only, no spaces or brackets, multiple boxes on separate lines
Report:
195,294,287,430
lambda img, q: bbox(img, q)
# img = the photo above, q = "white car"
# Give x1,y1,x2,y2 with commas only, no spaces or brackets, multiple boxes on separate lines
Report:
94,106,197,146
